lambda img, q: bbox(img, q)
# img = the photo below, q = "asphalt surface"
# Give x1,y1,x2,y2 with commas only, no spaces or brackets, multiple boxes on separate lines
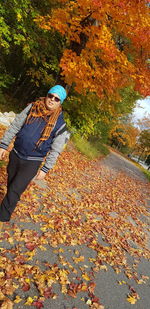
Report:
101,150,148,182
95,151,150,309
0,150,150,309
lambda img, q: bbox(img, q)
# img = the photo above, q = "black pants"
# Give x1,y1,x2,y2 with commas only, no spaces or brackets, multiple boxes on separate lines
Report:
0,150,41,222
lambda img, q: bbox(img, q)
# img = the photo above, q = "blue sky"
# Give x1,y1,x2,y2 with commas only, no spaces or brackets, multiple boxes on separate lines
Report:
132,96,150,120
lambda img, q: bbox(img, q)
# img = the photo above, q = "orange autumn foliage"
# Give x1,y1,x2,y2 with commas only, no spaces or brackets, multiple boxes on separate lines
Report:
110,122,139,148
36,0,150,98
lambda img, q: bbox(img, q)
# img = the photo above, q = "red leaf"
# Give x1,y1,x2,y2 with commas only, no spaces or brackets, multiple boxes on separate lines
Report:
33,301,44,309
25,242,36,251
15,255,26,264
3,232,9,239
22,283,30,291
92,296,100,303
44,287,53,298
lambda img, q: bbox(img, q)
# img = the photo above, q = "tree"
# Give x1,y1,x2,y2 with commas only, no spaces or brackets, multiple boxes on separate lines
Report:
0,0,63,105
109,122,139,152
137,115,150,131
63,84,140,140
36,0,150,99
1,0,149,141
137,129,150,160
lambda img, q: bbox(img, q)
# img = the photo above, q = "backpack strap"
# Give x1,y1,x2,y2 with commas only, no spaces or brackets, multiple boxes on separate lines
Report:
55,125,67,137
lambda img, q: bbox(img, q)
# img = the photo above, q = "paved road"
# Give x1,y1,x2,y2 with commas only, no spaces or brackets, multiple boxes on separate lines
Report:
101,150,148,182
0,150,150,309
32,151,150,309
94,151,150,309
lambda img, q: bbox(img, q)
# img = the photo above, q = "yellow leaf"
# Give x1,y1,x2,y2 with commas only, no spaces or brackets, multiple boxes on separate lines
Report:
70,239,78,245
0,271,5,278
86,299,92,305
72,256,84,263
14,296,22,303
17,13,22,21
81,283,88,291
8,237,14,244
25,297,34,305
25,278,31,283
61,284,67,294
39,245,47,251
40,226,47,232
118,280,127,285
127,295,138,304
48,223,54,229
82,273,90,281
0,291,5,300
89,258,96,262
100,265,107,271
25,251,35,260
74,250,79,255
13,283,19,289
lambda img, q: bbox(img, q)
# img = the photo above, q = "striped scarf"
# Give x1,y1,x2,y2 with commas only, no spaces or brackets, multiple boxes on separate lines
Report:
26,97,62,146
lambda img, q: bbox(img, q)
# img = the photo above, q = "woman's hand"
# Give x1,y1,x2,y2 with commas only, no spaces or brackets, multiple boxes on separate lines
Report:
35,170,46,180
0,149,7,160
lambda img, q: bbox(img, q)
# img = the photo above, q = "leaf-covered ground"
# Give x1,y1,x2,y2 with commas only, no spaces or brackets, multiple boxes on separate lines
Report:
0,125,150,309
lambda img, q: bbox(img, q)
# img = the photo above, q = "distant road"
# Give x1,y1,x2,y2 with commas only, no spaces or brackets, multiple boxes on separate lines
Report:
101,149,148,182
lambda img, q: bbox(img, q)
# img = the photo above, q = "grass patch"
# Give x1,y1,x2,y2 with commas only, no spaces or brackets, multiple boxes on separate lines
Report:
72,134,109,159
130,160,150,182
141,168,150,181
89,138,109,156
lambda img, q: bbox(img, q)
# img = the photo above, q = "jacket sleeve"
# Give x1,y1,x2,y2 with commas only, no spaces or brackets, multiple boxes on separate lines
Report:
41,130,70,173
0,104,32,150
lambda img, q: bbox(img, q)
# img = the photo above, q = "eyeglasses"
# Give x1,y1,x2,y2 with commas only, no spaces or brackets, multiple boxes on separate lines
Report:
47,93,60,102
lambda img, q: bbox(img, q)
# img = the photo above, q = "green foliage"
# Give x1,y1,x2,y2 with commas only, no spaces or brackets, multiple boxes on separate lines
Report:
145,155,150,165
143,169,150,182
134,163,150,182
118,145,131,154
0,0,64,104
119,86,141,111
72,133,109,159
94,121,111,144
0,0,143,149
64,92,110,139
88,137,109,156
113,86,142,117
72,134,99,159
0,75,15,89
0,92,21,113
139,130,150,148
63,84,140,147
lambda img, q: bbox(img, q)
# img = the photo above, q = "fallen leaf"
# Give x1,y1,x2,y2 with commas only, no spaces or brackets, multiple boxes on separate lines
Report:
14,295,22,303
72,256,85,263
82,272,91,281
25,296,34,305
127,295,139,304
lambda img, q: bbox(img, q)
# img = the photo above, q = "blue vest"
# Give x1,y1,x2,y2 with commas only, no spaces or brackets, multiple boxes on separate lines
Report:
14,113,65,158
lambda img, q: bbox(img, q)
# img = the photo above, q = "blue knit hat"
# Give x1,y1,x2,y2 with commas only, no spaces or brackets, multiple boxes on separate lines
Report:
48,85,67,104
